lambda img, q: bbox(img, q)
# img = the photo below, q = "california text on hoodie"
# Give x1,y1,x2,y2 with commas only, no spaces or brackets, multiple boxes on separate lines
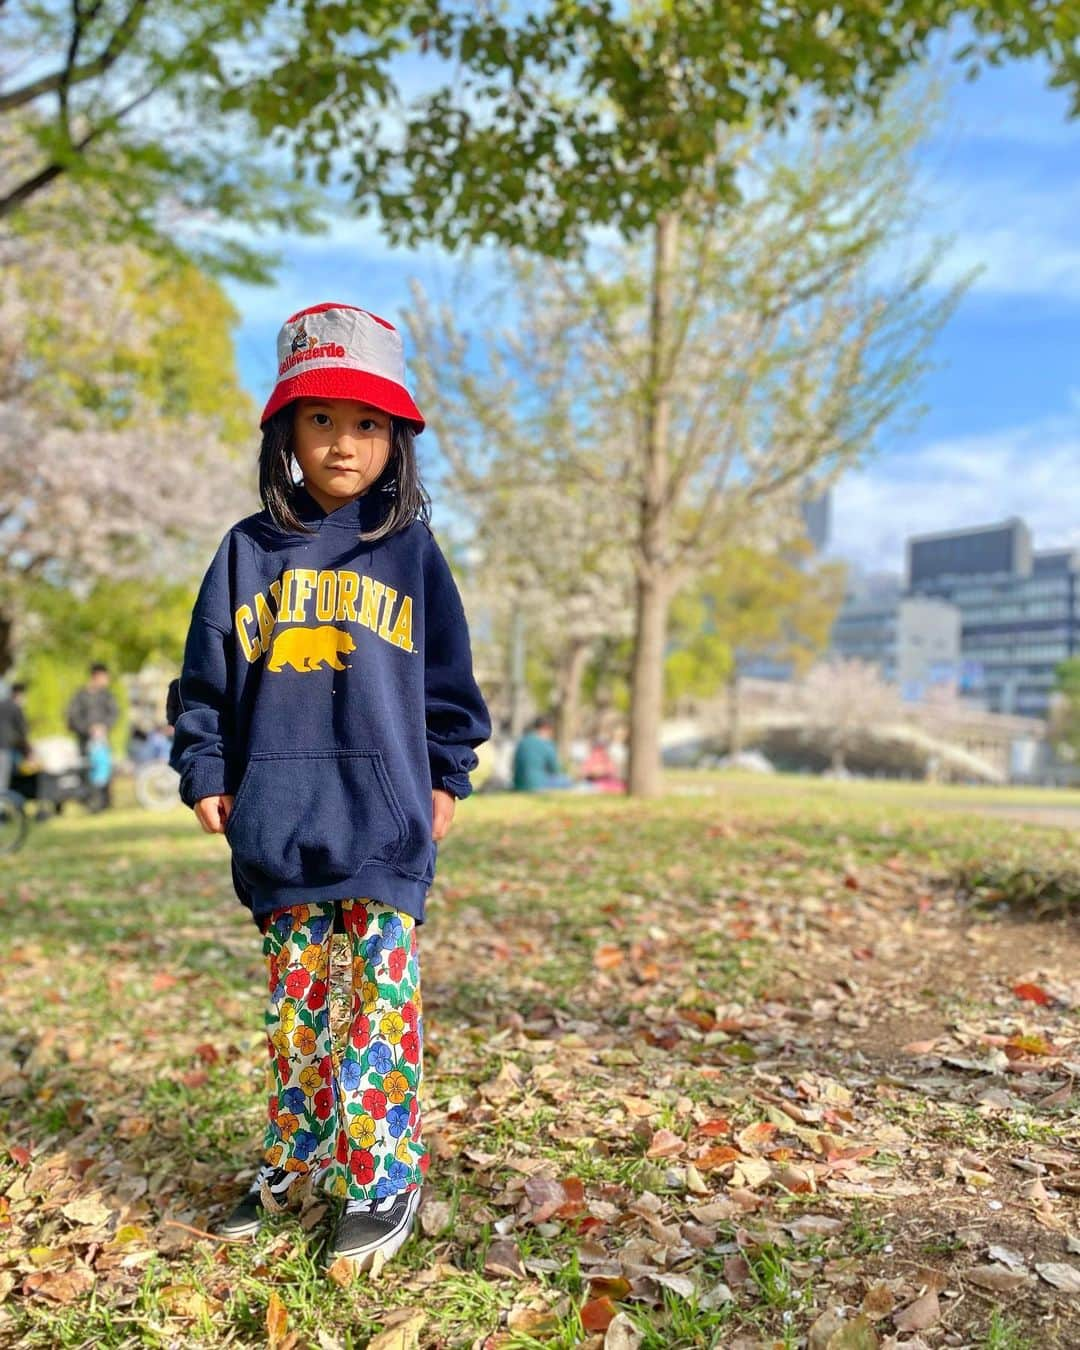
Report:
169,485,491,928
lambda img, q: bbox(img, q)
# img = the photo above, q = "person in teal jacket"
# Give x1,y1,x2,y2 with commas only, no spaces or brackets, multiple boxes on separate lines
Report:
512,715,575,791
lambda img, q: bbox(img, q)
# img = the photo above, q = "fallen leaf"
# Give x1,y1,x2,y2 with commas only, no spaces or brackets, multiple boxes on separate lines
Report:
325,1257,355,1287
695,1145,741,1170
987,1245,1027,1270
580,1296,618,1333
589,1276,632,1300
507,1307,561,1335
810,1310,880,1350
1013,982,1052,1006
266,1290,288,1348
603,1312,644,1349
1035,1262,1080,1293
484,1240,525,1280
893,1289,940,1333
785,1214,845,1241
22,1268,94,1305
645,1128,685,1159
367,1310,426,1350
652,1272,696,1298
61,1196,112,1227
965,1265,1031,1293
419,1198,451,1236
736,1121,778,1154
861,1283,894,1320
159,1283,211,1319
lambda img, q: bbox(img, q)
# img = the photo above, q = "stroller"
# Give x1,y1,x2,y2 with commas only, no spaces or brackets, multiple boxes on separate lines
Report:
10,743,96,819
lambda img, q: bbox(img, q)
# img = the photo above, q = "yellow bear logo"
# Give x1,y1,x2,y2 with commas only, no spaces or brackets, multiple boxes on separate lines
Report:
267,625,356,673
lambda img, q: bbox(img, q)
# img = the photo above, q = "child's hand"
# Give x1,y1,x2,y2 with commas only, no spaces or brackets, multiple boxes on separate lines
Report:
432,788,456,842
195,793,234,834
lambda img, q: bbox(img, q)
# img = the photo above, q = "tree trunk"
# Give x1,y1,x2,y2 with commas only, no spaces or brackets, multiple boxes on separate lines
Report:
628,210,679,797
506,600,527,739
555,638,591,767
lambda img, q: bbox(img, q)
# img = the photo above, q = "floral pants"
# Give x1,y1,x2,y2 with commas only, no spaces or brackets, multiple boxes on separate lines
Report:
259,898,428,1201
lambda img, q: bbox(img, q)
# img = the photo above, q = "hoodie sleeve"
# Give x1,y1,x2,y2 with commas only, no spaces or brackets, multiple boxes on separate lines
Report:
169,533,237,809
423,530,492,800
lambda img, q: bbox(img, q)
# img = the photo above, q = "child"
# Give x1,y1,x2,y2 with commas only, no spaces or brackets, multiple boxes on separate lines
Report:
86,722,113,811
169,302,491,1272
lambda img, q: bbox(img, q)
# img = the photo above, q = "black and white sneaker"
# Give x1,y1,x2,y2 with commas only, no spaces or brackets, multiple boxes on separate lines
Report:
326,1186,423,1271
213,1164,299,1239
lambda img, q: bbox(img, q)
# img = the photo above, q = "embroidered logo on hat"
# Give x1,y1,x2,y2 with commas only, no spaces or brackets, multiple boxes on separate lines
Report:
260,302,425,432
290,319,318,354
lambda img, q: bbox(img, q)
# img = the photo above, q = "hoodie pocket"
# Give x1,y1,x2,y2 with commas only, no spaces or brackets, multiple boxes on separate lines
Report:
224,749,408,886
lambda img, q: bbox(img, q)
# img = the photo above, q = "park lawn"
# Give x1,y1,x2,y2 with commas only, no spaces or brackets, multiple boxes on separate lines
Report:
1,774,1078,1349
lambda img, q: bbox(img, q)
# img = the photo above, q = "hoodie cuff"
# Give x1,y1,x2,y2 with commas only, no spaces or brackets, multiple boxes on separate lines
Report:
432,771,474,801
179,757,229,809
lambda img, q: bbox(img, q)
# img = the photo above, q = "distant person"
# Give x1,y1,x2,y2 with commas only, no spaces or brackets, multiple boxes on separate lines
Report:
86,723,114,811
67,663,119,756
580,738,625,794
146,724,173,761
0,682,31,793
512,715,576,791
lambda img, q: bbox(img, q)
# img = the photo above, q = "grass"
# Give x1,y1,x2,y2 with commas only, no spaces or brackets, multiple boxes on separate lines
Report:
1,770,1078,1347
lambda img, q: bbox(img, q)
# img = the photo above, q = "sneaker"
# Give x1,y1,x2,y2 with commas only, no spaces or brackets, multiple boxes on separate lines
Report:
326,1186,423,1271
213,1164,298,1239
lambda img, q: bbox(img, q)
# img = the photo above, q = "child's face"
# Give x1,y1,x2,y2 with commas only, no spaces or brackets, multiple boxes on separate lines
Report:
292,398,392,513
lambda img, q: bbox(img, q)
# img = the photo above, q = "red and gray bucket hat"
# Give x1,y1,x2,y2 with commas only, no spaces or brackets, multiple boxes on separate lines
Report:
259,302,425,432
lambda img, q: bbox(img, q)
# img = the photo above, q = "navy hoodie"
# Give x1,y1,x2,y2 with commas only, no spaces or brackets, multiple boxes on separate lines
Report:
169,485,491,927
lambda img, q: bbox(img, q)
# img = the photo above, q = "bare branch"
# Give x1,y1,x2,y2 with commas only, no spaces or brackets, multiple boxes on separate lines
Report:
0,0,151,114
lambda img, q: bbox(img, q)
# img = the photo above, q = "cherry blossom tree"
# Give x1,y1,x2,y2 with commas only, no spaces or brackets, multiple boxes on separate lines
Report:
0,225,253,672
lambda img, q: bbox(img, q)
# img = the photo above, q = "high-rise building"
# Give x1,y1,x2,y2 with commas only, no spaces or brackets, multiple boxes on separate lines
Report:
906,518,1079,717
799,488,832,553
830,571,961,697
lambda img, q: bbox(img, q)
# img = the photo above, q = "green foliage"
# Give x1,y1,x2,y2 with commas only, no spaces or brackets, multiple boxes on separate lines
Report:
307,3,1080,254
16,575,194,737
665,539,844,705
6,3,1078,263
1052,656,1080,759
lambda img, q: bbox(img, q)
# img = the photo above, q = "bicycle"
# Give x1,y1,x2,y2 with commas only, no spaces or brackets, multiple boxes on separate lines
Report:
133,759,180,811
0,789,29,854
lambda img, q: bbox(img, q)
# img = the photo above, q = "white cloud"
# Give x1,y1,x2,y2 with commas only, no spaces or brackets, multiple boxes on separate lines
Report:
909,182,1080,300
828,412,1080,572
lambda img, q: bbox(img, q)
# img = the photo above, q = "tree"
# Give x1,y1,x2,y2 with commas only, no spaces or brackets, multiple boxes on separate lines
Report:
1051,657,1080,762
0,218,254,674
5,4,1078,265
0,7,328,277
406,279,636,761
799,658,904,772
408,102,960,793
267,5,1080,256
666,540,846,750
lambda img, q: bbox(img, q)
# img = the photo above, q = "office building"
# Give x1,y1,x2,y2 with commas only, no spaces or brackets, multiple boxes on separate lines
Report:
906,519,1079,717
830,571,961,697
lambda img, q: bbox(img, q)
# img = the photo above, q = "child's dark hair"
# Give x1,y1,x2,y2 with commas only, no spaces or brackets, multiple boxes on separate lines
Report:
258,406,431,543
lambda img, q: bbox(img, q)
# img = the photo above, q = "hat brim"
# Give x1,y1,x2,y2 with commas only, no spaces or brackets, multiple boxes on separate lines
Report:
260,368,425,432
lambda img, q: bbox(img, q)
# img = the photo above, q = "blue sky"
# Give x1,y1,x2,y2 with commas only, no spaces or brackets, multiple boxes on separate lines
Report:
222,52,1080,575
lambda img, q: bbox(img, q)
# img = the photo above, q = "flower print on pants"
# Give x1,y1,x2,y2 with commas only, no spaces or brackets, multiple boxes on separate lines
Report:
260,898,427,1201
